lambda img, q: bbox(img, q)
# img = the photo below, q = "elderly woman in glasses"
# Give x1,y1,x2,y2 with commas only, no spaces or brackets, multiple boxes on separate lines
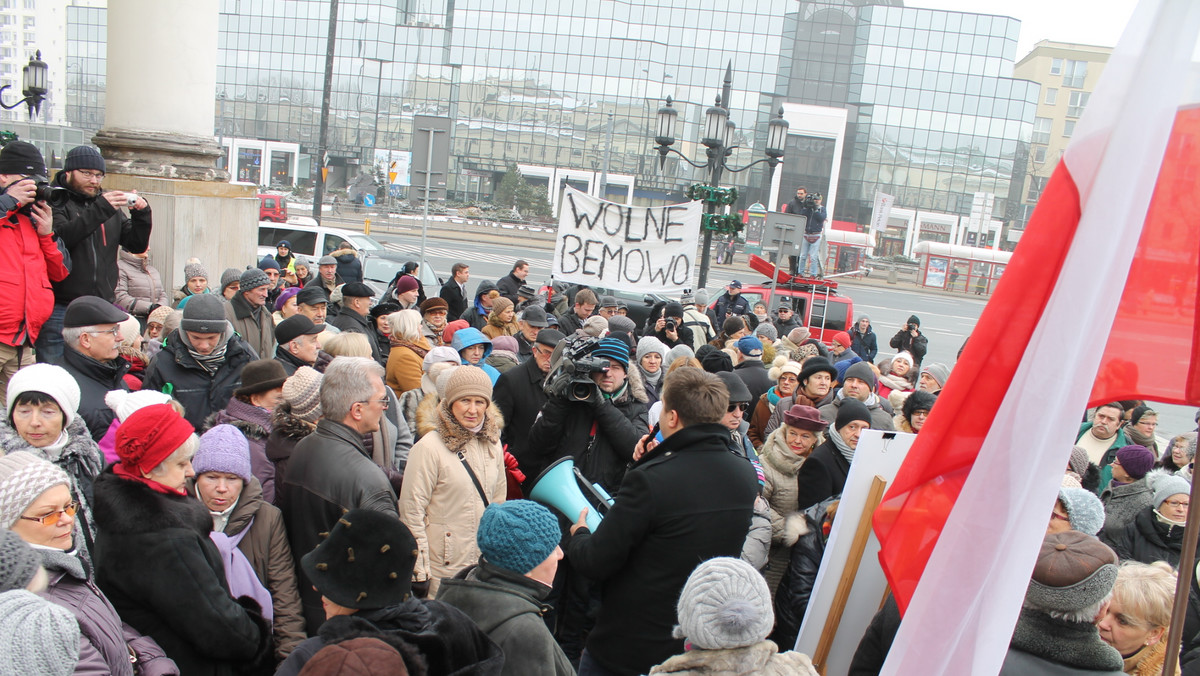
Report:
1109,474,1196,568
0,364,104,555
91,404,271,676
0,451,178,675
758,404,827,595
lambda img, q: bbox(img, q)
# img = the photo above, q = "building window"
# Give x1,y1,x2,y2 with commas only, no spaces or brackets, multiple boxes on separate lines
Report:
1033,146,1047,164
1063,120,1076,138
1044,88,1057,105
1063,60,1088,88
1033,117,1052,144
1050,58,1063,75
1067,90,1089,118
1027,175,1048,202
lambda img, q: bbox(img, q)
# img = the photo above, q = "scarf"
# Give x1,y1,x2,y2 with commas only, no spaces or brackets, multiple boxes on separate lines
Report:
767,386,783,410
1126,425,1158,450
38,431,70,460
423,320,445,345
391,338,430,359
179,327,231,375
113,462,187,496
877,372,912,392
640,365,663,390
830,426,857,463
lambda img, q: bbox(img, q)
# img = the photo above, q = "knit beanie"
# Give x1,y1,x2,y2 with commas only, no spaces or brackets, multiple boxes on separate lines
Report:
476,500,561,575
0,529,41,592
1114,445,1155,480
1026,531,1118,613
835,398,872,431
104,389,172,423
115,404,196,475
674,557,774,650
665,344,694,370
283,367,323,423
147,304,172,327
64,145,105,173
581,315,608,338
755,322,778,342
443,366,492,406
423,346,461,373
636,336,669,367
0,141,45,176
220,268,241,291
1057,487,1105,536
697,345,733,374
117,314,141,349
1152,474,1191,509
0,590,81,676
694,289,709,306
843,361,877,390
831,331,852,349
607,315,637,335
6,363,81,427
192,425,253,484
442,319,469,346
787,327,811,344
1068,446,1090,478
920,363,951,388
299,637,409,676
181,294,229,334
592,337,631,369
434,366,460,400
0,453,71,529
274,286,301,312
184,262,209,283
257,256,281,272
892,351,915,369
240,267,271,291
163,309,182,335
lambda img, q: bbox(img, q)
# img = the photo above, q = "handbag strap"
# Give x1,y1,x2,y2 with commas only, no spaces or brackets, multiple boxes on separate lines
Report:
458,451,490,507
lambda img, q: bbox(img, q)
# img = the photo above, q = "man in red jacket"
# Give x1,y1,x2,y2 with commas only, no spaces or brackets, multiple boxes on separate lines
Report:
0,141,69,400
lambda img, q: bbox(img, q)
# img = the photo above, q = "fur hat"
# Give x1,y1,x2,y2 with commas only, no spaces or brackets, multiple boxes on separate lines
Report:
6,364,80,428
673,557,774,650
1057,486,1105,536
476,500,561,575
902,390,937,422
1026,531,1118,613
0,452,71,530
282,367,323,423
443,366,492,406
301,509,418,610
234,359,288,398
192,425,253,485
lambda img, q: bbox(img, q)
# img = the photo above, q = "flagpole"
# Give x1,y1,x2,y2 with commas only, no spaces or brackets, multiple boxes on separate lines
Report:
1162,474,1200,676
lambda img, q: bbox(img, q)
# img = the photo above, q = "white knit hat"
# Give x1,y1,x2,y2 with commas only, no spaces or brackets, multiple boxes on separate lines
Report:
673,557,774,650
6,364,81,427
105,389,172,423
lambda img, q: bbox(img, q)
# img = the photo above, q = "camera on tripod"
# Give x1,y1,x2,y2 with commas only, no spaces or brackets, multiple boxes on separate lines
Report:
544,334,610,402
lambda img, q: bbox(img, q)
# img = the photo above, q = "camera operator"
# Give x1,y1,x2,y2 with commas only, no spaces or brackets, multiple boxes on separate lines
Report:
889,314,929,368
0,142,69,399
38,145,152,364
649,301,694,349
782,187,827,278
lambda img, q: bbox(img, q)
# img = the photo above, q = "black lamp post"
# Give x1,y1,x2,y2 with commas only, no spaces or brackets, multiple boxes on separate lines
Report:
653,62,789,289
1,50,49,120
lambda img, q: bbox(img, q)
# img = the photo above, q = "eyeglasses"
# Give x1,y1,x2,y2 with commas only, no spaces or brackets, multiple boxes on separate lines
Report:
1164,499,1190,509
727,402,750,413
75,170,104,180
357,397,390,409
19,501,78,526
1050,511,1069,522
86,326,121,338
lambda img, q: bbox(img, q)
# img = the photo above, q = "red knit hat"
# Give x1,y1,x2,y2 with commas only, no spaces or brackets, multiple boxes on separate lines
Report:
115,404,195,474
832,331,852,348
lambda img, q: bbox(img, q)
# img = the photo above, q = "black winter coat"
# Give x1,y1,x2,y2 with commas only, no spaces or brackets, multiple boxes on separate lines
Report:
140,331,254,431
329,308,383,363
566,423,759,676
526,382,649,493
1110,506,1194,567
334,252,362,284
50,171,153,304
888,328,928,365
57,347,130,441
850,327,878,363
459,280,499,330
849,595,902,676
770,513,825,651
496,271,523,303
712,292,750,321
492,357,549,480
264,403,317,506
90,468,272,676
734,360,773,409
279,418,400,633
794,438,851,512
439,279,469,321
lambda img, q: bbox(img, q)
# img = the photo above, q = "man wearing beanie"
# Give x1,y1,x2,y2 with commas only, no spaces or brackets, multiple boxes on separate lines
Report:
795,398,873,512
567,368,758,676
40,145,152,365
142,293,256,430
493,328,563,483
998,531,1123,675
1097,446,1159,538
225,267,277,360
0,141,69,393
257,256,283,307
818,361,895,431
888,314,928,367
57,296,133,440
437,500,575,676
649,301,694,349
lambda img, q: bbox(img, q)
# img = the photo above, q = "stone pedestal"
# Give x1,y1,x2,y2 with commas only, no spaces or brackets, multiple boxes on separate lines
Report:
93,0,256,289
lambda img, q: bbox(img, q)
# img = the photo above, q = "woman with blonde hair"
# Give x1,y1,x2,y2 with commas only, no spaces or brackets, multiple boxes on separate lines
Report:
385,309,431,396
319,331,372,358
1097,561,1179,675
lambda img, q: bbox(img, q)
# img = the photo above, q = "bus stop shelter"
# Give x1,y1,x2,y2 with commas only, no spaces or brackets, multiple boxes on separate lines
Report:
912,241,1012,295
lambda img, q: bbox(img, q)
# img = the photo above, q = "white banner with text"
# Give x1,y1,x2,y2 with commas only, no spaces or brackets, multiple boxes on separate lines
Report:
551,186,701,294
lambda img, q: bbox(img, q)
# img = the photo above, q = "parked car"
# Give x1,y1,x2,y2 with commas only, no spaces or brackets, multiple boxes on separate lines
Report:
258,193,288,222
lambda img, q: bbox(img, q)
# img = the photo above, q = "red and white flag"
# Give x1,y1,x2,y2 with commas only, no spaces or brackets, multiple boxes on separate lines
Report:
873,1,1200,673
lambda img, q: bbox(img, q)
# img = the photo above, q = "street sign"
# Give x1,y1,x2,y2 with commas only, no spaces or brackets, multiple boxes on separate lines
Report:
363,194,376,206
411,115,451,201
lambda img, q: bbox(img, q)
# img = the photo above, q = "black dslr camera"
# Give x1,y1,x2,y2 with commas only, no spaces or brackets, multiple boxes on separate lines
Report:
544,334,610,403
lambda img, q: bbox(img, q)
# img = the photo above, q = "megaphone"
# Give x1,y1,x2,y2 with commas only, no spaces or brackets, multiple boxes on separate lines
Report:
529,457,610,531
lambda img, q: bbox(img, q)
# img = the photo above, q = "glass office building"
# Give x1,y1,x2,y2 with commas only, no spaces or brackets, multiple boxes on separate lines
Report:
63,0,1037,234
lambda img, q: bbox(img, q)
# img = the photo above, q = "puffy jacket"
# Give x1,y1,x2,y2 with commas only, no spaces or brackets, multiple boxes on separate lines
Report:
38,547,178,676
1110,506,1194,567
770,509,827,651
58,347,130,441
140,331,254,431
0,203,68,345
114,248,169,317
850,321,878,363
452,326,501,384
398,403,506,596
386,336,430,397
437,562,575,676
224,293,274,360
205,398,274,503
50,171,152,304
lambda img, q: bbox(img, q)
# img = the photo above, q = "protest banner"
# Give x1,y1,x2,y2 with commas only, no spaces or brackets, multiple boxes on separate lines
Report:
551,186,701,294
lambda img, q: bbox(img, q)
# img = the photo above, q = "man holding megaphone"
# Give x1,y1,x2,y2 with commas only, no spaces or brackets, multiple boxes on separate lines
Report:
564,368,760,676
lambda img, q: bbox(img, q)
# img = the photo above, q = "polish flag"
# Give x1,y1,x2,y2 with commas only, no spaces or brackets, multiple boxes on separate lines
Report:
872,1,1200,673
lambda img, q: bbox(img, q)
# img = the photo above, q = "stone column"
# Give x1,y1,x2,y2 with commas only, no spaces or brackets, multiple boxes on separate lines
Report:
93,0,256,293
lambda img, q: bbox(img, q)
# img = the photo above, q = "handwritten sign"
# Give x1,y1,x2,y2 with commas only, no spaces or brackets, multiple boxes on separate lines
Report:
552,187,702,294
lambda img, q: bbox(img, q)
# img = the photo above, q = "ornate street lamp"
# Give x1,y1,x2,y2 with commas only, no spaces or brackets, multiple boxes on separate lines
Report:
651,62,790,289
1,51,48,119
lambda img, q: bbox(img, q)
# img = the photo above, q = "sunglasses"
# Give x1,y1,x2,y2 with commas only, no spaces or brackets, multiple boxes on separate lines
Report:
727,402,750,413
20,501,78,527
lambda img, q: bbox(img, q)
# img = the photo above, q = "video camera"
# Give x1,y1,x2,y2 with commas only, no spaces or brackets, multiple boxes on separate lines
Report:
802,192,822,209
544,334,610,403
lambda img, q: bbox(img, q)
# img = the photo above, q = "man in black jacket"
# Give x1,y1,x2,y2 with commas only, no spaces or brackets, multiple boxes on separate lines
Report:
328,282,381,362
42,146,152,364
496,259,529,303
440,262,470,319
567,368,758,676
889,314,929,367
795,398,872,512
278,356,399,633
57,296,131,440
493,329,563,483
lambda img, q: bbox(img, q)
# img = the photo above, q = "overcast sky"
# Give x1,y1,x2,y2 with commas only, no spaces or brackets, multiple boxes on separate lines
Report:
908,0,1139,59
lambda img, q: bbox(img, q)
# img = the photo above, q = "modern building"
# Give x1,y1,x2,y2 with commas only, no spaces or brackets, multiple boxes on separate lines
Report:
0,0,104,126
1013,40,1111,231
53,0,1039,254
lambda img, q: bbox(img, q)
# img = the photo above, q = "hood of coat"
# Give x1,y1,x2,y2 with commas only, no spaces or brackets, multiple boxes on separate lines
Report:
893,413,914,434
622,363,650,404
451,327,494,361
92,466,213,537
433,402,504,454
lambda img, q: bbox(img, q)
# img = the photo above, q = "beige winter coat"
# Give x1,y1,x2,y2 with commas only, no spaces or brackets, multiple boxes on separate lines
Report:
649,641,817,675
398,402,507,596
758,426,814,594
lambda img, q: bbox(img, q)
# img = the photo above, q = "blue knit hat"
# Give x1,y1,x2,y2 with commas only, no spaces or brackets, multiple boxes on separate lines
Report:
192,424,253,485
476,500,561,574
591,337,630,369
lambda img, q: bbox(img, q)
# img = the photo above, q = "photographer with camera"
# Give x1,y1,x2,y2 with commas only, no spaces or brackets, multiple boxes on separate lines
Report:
782,187,827,278
39,146,152,365
0,141,69,400
650,301,694,349
888,313,929,368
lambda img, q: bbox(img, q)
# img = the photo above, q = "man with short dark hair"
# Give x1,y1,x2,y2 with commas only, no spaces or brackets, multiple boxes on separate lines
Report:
557,288,597,336
567,368,758,676
441,262,470,319
497,259,530,303
225,267,276,359
494,328,563,482
1078,402,1131,488
57,296,132,439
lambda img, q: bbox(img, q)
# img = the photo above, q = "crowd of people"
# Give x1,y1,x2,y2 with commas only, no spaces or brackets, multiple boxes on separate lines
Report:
2,140,1199,676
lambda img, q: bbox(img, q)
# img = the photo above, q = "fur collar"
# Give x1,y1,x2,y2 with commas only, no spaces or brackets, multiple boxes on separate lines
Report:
270,404,317,442
205,398,270,439
624,365,650,404
650,641,803,674
781,512,810,547
92,467,213,538
415,394,440,439
893,414,914,434
433,403,503,454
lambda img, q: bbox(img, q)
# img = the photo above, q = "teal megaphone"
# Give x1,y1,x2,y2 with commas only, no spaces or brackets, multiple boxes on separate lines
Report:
529,457,606,531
